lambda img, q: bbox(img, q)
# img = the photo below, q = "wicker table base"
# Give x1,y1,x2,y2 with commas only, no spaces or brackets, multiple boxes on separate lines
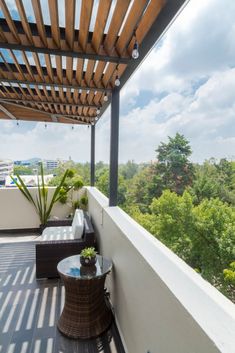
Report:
57,257,113,339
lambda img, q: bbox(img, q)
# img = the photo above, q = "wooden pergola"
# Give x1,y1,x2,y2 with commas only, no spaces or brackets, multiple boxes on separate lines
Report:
0,0,187,205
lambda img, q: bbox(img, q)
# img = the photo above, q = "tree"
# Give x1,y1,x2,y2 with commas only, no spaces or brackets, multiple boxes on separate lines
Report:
13,165,33,175
156,133,194,195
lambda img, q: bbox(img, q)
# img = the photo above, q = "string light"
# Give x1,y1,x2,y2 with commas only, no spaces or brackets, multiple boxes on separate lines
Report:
132,32,139,59
114,65,120,86
103,92,108,102
96,108,100,114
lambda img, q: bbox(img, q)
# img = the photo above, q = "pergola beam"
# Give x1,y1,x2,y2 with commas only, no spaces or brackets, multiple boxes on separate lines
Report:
0,78,111,93
0,98,98,109
0,19,130,64
0,104,16,120
0,42,130,64
0,100,94,122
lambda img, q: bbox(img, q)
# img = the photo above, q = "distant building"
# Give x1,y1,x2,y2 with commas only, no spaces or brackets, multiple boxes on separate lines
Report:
5,174,54,187
0,159,14,185
43,160,59,170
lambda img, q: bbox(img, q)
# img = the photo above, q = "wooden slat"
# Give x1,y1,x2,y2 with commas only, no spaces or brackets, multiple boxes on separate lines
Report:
55,56,63,83
85,60,95,85
9,50,25,79
48,0,60,47
32,52,44,81
92,0,112,53
66,57,73,84
128,0,165,54
0,25,6,42
104,0,131,54
116,0,148,55
32,0,48,47
15,0,34,44
0,0,20,42
76,59,84,84
44,54,54,81
93,62,106,86
21,51,34,80
79,0,94,51
65,0,76,49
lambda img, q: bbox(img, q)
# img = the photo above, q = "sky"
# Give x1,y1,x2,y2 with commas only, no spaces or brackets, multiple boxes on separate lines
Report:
0,0,235,163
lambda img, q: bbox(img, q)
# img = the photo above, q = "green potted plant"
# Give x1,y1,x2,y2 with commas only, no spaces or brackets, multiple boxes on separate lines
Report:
11,163,78,232
80,247,97,267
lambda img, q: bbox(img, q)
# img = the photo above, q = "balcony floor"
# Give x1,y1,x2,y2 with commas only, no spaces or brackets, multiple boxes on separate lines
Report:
0,238,125,353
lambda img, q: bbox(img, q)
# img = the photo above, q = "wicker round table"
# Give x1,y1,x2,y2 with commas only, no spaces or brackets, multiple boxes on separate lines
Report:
57,254,113,339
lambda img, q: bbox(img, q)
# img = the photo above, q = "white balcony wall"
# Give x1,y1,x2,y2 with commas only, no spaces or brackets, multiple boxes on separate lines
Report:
87,187,235,353
0,187,73,229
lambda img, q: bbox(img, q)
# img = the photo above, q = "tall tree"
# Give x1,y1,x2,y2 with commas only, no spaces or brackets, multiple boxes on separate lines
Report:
156,133,194,194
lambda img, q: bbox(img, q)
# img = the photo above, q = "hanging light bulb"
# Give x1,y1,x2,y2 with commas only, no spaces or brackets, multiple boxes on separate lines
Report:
96,108,100,114
132,39,139,59
103,92,108,102
114,65,120,86
115,74,120,86
95,116,99,121
16,119,19,126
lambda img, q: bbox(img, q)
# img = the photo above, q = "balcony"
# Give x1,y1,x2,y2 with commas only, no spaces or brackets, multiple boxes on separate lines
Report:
0,187,234,353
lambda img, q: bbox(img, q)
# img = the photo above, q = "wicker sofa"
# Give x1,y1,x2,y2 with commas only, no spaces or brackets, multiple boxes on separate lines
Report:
35,211,95,279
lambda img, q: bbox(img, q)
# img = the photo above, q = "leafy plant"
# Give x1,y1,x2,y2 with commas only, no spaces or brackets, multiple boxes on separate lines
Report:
80,247,97,259
11,163,74,225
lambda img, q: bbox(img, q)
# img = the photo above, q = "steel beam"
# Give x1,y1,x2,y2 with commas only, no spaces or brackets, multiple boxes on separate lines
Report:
109,88,120,206
90,124,95,186
0,98,98,109
0,42,130,64
0,78,111,93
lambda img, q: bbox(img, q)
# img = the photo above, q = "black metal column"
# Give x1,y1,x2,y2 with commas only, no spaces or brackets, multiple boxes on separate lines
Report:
90,124,95,186
109,88,120,206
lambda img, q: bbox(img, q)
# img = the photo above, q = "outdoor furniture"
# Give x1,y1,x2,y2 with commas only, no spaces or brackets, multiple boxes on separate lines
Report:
57,254,113,339
35,211,95,279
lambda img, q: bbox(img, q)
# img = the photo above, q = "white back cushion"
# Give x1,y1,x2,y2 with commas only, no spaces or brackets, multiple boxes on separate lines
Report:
72,209,84,239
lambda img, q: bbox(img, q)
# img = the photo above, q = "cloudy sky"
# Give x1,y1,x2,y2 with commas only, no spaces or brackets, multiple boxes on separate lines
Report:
0,0,235,163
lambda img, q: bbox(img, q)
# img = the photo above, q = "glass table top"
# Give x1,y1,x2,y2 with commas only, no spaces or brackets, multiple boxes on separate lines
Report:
57,255,112,280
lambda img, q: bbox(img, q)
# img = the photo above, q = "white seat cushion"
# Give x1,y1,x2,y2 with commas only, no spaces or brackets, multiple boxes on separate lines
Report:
72,209,84,239
41,226,74,241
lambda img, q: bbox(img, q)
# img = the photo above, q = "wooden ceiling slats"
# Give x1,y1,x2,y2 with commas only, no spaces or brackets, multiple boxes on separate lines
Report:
55,55,63,83
66,57,73,84
79,0,94,52
116,0,148,56
85,60,95,85
65,0,76,50
92,0,112,54
9,50,25,79
31,0,48,47
76,59,84,84
44,54,54,82
93,61,106,86
32,52,44,81
104,0,131,55
21,51,34,80
0,0,20,43
48,0,60,48
15,0,34,44
0,0,169,124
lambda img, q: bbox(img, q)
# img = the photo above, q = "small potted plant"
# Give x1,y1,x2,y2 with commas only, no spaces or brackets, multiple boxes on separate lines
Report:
80,247,97,267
